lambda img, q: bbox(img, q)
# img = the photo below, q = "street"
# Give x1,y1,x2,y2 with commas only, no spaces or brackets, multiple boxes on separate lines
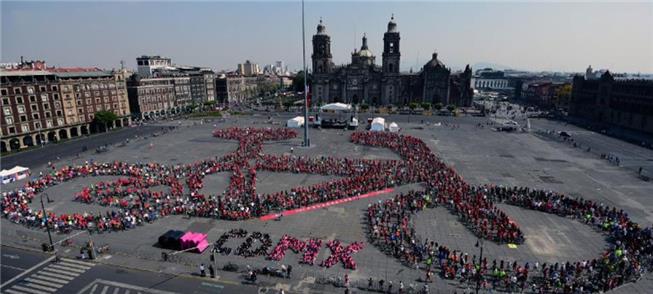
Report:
1,246,257,294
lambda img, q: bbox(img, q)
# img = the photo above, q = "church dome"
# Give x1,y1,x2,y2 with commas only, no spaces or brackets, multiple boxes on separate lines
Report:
424,52,445,68
358,49,374,58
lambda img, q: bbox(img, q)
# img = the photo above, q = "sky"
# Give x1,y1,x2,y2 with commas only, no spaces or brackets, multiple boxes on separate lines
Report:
2,1,652,73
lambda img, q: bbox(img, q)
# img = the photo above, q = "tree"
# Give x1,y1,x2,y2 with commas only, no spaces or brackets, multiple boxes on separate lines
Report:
409,102,419,111
446,104,456,112
434,102,444,111
292,71,312,92
93,110,118,132
360,103,370,112
421,102,431,110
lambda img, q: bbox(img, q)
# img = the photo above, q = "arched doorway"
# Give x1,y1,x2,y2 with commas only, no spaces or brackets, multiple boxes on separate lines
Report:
47,131,57,142
23,135,34,147
115,119,122,128
123,117,129,127
35,134,44,145
9,138,21,150
59,129,69,140
81,125,89,135
70,127,79,137
1,141,7,153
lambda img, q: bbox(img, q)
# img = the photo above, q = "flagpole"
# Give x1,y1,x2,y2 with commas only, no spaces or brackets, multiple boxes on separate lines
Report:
302,0,310,147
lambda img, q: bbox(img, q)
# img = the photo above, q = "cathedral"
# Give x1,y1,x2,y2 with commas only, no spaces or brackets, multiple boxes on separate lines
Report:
311,17,473,107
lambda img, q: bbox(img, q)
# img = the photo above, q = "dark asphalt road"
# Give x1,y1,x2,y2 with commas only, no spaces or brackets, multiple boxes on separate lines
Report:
0,246,257,294
1,125,169,170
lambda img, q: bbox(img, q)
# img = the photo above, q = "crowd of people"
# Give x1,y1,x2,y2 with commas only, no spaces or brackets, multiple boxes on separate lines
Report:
2,126,651,291
367,186,652,292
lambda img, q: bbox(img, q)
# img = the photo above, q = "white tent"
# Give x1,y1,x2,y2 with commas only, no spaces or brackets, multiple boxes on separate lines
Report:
388,122,400,133
286,116,305,128
320,103,352,112
1,166,30,184
370,117,386,132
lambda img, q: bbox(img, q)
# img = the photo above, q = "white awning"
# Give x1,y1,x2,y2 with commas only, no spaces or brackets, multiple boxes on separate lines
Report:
320,103,352,111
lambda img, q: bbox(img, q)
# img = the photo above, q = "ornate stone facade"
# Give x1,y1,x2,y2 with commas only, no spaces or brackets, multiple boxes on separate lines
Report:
311,17,473,107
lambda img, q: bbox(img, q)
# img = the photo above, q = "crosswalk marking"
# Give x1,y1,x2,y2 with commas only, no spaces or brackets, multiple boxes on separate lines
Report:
21,283,58,292
2,258,95,294
11,285,48,294
36,270,77,280
49,263,87,273
58,262,92,271
23,278,64,289
30,274,69,284
100,285,109,294
61,258,95,267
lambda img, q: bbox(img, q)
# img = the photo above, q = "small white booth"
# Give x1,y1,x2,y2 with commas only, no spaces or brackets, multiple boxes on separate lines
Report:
286,116,305,128
370,117,386,132
1,166,30,185
388,122,400,133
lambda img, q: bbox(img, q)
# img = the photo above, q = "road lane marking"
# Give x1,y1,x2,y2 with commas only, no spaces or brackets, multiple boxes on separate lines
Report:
30,274,68,284
41,266,80,278
2,264,27,271
49,263,88,273
57,261,92,270
24,278,64,288
0,255,55,288
11,285,48,294
61,258,95,267
4,289,28,294
100,285,109,294
21,282,58,292
36,270,77,280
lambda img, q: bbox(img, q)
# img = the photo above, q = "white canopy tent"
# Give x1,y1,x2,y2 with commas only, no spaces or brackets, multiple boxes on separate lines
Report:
286,116,305,128
1,166,30,184
320,103,352,112
388,122,400,133
370,117,386,132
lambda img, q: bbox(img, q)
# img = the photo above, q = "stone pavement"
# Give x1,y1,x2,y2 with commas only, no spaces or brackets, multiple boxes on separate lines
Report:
1,115,651,293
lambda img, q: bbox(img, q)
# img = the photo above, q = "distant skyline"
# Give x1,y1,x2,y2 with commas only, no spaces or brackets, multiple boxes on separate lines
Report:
2,1,652,73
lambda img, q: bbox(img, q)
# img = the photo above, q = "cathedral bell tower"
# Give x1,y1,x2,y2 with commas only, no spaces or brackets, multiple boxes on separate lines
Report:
382,15,400,75
312,19,332,74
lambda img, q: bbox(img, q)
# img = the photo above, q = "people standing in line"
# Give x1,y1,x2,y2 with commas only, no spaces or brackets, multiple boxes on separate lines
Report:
199,263,206,277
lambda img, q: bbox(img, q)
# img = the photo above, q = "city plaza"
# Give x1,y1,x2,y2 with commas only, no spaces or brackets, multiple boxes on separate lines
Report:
1,113,652,293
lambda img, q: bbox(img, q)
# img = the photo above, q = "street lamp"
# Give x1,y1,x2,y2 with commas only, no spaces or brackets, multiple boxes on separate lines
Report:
301,0,310,147
40,193,54,252
475,238,484,294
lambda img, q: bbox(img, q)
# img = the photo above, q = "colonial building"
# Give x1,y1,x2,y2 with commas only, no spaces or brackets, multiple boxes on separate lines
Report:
1,61,131,152
311,17,473,107
571,71,653,134
126,76,177,120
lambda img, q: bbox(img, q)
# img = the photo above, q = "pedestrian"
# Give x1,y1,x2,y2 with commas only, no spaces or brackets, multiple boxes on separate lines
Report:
379,279,385,291
287,264,292,278
344,274,350,288
199,263,206,277
368,277,374,290
387,281,393,293
209,264,215,278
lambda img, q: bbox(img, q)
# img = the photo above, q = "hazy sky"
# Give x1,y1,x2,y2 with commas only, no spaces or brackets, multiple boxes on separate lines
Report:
2,1,652,73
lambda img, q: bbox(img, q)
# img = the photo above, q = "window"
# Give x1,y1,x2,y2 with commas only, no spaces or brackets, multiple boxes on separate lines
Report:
63,85,70,91
16,96,23,104
31,105,38,111
8,127,15,134
33,113,39,119
45,112,51,118
5,116,13,124
57,118,64,126
78,108,83,113
46,120,53,128
20,115,27,122
30,96,36,103
21,124,29,133
56,110,62,116
2,97,8,105
43,104,49,110
51,86,58,91
34,122,40,129
3,107,11,116
17,105,25,113
14,87,22,94
39,86,46,92
27,87,34,94
53,94,59,100
54,101,61,108
0,89,7,95
41,94,48,102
